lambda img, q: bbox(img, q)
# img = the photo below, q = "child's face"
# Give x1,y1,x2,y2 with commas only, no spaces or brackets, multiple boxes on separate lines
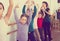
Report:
20,16,27,24
0,4,4,18
42,3,46,8
38,14,42,18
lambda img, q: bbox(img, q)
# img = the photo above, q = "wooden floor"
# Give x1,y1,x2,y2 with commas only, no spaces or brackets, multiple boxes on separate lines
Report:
51,29,60,41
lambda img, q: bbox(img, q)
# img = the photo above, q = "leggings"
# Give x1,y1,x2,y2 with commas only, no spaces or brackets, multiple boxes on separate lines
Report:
43,22,52,41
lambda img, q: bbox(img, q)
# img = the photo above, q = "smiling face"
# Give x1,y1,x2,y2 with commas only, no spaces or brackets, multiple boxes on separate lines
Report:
20,16,27,24
38,14,42,18
0,3,4,19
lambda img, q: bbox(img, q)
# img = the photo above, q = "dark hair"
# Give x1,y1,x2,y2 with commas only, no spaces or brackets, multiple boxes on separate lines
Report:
26,8,31,12
0,2,4,10
20,14,29,19
38,10,44,16
42,1,48,7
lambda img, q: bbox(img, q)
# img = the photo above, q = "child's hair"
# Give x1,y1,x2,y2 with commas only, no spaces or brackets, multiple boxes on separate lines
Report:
20,14,29,19
0,2,4,10
26,8,31,12
42,1,48,7
38,11,44,16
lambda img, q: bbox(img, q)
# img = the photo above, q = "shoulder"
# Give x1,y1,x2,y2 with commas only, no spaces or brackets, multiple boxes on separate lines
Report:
46,8,50,11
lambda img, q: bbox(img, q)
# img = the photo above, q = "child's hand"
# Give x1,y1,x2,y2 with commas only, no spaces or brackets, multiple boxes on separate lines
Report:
7,32,10,35
9,0,14,6
25,0,29,4
15,5,19,8
31,1,35,5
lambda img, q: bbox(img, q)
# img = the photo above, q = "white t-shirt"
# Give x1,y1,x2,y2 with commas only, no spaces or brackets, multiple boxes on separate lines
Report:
0,18,10,41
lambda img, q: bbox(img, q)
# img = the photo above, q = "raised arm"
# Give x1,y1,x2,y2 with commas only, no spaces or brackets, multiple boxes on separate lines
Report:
4,0,14,23
8,5,20,26
22,5,26,14
42,11,46,18
27,11,32,25
32,5,37,19
14,8,19,24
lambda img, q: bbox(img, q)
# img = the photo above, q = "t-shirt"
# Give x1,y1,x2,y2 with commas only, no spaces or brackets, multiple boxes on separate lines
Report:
43,8,50,22
37,18,43,28
14,8,32,41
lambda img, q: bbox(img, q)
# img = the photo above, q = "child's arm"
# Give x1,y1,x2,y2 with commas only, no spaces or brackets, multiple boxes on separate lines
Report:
42,12,46,18
45,10,51,15
32,5,37,19
7,29,17,35
14,8,20,24
22,5,26,14
4,0,14,24
27,11,32,25
8,22,16,26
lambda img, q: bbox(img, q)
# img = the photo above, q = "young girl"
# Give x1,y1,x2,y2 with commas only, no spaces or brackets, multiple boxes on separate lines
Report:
37,11,45,41
7,7,32,41
41,1,52,41
0,0,13,41
22,1,37,41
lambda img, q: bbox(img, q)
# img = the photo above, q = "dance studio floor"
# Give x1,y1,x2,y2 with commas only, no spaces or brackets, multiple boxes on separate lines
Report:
51,29,60,41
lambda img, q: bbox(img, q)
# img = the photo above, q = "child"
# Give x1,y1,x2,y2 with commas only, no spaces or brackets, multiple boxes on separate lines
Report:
22,1,37,41
7,7,32,41
41,1,52,41
37,11,45,41
0,0,13,41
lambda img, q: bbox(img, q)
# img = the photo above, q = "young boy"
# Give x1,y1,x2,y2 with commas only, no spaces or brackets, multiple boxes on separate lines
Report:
7,7,32,41
37,11,45,41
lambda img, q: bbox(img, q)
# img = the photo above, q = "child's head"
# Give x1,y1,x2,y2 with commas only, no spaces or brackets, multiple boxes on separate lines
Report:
38,11,43,18
26,8,31,15
20,14,28,24
0,2,4,18
58,9,60,12
42,1,48,8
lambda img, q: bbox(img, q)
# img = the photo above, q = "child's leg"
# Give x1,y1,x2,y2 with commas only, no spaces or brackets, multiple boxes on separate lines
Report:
28,31,36,41
34,29,41,41
38,28,44,41
44,27,47,41
47,22,52,41
43,22,48,41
